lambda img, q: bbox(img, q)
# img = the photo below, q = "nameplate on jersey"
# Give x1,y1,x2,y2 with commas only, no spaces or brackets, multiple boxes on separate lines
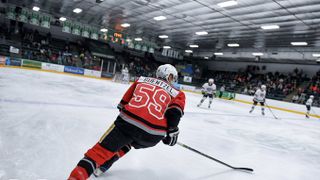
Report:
137,77,179,97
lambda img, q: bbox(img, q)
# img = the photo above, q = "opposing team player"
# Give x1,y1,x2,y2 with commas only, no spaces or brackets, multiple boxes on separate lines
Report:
121,66,129,84
197,78,216,108
68,64,185,180
305,95,314,118
249,85,267,115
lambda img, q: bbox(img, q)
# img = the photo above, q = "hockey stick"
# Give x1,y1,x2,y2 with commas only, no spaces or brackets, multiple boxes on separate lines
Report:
177,142,254,172
265,102,278,119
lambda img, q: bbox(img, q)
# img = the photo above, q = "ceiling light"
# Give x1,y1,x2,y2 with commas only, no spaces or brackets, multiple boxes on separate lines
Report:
195,31,208,35
126,39,132,42
59,17,67,21
134,38,142,41
217,0,238,8
291,42,308,46
185,50,193,53
252,52,264,56
121,23,130,28
153,16,167,21
189,44,199,48
100,28,108,32
32,6,40,11
159,35,168,39
312,53,320,57
73,8,82,13
204,57,209,59
228,43,240,47
214,52,223,55
163,46,171,49
261,25,280,30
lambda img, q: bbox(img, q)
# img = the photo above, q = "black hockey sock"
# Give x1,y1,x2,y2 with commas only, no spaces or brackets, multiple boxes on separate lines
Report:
100,155,119,172
77,157,97,176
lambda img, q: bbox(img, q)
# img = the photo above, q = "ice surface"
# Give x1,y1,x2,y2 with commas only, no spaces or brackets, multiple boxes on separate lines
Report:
0,67,320,180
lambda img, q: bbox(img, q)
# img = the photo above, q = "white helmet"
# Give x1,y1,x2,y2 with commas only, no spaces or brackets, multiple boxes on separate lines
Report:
261,85,266,90
156,64,178,84
310,95,314,99
208,78,214,84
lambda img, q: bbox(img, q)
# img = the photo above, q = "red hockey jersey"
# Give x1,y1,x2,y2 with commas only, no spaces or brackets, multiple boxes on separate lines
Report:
119,76,185,136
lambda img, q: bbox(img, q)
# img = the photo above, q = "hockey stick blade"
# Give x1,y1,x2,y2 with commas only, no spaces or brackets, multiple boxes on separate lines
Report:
177,142,254,173
232,167,254,172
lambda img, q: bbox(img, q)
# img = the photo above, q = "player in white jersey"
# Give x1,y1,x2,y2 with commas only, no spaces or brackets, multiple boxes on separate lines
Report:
249,85,267,115
305,95,314,118
121,67,129,83
197,78,216,108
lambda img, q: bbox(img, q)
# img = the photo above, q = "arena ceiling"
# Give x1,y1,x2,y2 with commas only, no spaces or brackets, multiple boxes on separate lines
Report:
6,0,320,51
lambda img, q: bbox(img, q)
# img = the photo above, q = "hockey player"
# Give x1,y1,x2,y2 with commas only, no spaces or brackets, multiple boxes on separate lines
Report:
121,67,129,84
197,78,216,108
249,85,267,115
305,95,314,118
68,64,185,180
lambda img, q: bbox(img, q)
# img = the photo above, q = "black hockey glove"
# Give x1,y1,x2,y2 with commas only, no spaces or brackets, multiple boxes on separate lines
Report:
162,127,179,146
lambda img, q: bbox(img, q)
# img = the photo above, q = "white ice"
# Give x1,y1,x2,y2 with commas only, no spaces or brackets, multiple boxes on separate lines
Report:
1,67,320,180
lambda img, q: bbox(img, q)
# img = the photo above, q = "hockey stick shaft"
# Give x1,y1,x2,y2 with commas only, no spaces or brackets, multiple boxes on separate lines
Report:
265,102,278,119
177,142,254,172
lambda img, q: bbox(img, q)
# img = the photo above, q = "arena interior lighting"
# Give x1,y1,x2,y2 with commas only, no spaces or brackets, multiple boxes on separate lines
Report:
59,17,67,21
159,35,168,39
261,25,280,30
291,42,308,46
218,0,238,8
121,23,131,28
134,38,142,41
195,31,208,35
252,53,264,56
153,16,167,21
73,8,82,13
228,43,240,47
32,6,40,11
189,45,199,48
100,28,108,32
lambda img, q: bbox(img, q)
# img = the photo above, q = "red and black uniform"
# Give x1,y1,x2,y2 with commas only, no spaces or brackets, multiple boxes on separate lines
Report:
69,76,185,179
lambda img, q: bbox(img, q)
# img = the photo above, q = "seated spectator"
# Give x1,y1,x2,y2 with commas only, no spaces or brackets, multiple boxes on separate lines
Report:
298,93,306,104
292,94,299,103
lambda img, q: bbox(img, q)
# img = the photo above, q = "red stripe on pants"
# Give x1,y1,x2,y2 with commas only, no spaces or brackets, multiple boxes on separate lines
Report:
85,143,115,166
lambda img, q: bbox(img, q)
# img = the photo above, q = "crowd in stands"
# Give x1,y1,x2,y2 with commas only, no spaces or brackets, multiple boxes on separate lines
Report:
298,70,320,107
119,51,160,79
205,67,312,103
20,28,103,70
0,25,103,71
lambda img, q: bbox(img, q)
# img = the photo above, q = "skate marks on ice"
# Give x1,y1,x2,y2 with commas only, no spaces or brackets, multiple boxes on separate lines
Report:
0,98,114,109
